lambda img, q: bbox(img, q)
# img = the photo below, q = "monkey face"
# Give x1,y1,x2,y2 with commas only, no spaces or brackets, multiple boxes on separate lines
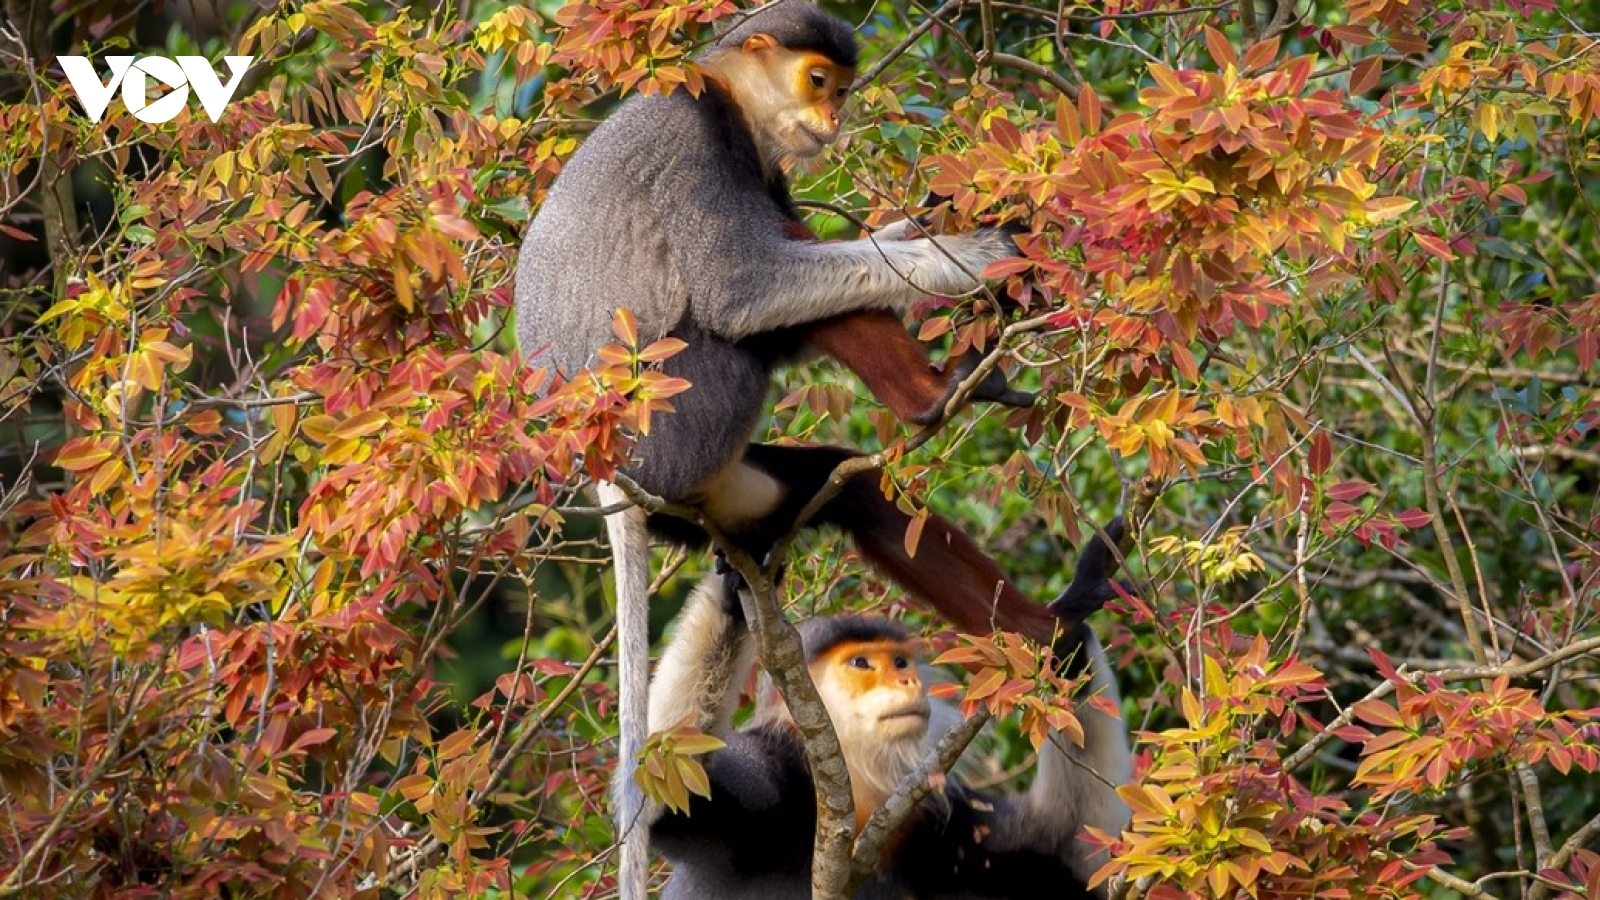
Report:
812,640,931,746
779,51,853,157
728,35,854,162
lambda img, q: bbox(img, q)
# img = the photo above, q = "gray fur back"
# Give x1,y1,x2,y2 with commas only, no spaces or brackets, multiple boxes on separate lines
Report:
515,94,695,376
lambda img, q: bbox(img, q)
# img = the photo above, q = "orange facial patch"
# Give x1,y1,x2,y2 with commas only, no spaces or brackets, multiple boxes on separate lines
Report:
792,52,853,105
812,640,920,699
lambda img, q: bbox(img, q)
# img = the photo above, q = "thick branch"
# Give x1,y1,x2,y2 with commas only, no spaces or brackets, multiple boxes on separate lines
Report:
722,552,855,900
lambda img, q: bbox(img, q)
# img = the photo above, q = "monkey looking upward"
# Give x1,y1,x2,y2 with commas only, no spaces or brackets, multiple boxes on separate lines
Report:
646,552,1134,900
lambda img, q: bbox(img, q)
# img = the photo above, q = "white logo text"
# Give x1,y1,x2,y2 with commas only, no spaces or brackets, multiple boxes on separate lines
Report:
59,56,253,124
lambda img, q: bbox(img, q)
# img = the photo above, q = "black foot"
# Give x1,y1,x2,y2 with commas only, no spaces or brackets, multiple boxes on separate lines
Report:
915,349,1036,426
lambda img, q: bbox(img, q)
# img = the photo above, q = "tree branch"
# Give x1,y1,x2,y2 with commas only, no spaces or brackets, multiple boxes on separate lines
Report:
850,709,993,882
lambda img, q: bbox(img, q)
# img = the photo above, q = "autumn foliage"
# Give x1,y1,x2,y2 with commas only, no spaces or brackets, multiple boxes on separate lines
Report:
0,0,1597,898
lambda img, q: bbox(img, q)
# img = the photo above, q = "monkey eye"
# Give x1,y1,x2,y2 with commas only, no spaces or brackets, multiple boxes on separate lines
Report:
850,656,871,670
834,86,849,100
809,68,829,90
893,656,909,670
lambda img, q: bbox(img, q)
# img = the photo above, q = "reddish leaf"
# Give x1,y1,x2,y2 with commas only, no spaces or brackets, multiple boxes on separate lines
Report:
291,727,338,752
1326,480,1375,501
1414,232,1458,261
1393,507,1431,528
1350,55,1384,95
1309,429,1332,475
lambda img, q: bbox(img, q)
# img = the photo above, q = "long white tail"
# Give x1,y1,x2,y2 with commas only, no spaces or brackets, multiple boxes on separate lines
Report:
597,481,652,900
1029,629,1134,895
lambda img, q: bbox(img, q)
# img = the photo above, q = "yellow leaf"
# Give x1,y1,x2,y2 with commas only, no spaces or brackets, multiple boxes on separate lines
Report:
1180,687,1203,728
272,401,298,438
301,414,338,443
1480,102,1501,141
88,455,125,495
393,259,414,312
336,409,389,440
1364,196,1415,224
54,438,114,472
669,732,727,756
1118,783,1176,819
34,296,82,326
677,757,712,800
214,151,235,186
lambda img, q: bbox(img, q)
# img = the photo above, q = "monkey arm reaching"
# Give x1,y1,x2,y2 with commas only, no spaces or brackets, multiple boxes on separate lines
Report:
783,215,1035,426
647,572,755,739
646,87,1019,343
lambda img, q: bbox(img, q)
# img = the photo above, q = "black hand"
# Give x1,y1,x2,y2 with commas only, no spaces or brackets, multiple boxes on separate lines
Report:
712,549,748,620
1045,516,1131,622
712,548,785,621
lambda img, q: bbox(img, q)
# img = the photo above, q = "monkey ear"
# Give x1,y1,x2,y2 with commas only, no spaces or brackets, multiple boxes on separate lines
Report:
742,33,779,53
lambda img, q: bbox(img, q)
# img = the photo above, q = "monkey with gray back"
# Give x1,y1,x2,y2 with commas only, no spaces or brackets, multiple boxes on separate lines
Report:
645,546,1133,899
517,0,1021,506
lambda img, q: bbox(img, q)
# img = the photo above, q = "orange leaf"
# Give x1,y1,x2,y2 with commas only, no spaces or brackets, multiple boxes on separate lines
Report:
1077,85,1102,134
637,337,686,363
1353,698,1405,728
917,317,951,341
612,308,639,346
1242,35,1281,70
967,667,1005,702
189,409,222,435
1414,232,1457,262
904,508,928,558
1204,27,1238,69
54,438,114,472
